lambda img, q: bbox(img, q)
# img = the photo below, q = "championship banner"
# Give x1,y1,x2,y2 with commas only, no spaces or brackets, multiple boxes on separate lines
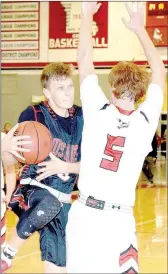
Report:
1,2,40,60
146,2,168,47
49,2,108,49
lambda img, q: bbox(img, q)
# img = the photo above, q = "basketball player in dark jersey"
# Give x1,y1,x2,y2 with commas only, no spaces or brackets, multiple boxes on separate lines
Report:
1,63,83,273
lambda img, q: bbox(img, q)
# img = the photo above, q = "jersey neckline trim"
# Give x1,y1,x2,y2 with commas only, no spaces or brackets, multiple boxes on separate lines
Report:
115,106,135,116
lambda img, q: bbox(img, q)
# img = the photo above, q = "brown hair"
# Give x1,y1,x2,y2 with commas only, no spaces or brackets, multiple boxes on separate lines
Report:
108,62,150,102
41,62,73,88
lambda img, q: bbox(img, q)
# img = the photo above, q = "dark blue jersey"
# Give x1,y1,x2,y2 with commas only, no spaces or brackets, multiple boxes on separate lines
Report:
19,101,83,194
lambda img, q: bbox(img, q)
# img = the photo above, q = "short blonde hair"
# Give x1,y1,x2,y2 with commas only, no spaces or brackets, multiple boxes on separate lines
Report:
108,62,150,102
41,62,73,88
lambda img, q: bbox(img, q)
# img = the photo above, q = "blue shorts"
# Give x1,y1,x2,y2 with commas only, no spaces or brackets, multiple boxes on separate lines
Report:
39,203,71,266
9,185,71,266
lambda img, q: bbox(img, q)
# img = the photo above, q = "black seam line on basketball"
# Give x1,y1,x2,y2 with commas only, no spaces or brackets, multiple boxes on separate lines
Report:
22,121,36,164
21,121,31,162
45,127,53,153
32,121,39,164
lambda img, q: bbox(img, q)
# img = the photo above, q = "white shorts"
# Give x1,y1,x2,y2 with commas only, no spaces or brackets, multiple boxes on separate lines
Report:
1,190,6,249
66,199,138,273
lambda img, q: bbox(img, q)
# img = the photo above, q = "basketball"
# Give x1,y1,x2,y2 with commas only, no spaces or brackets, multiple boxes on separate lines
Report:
14,121,53,164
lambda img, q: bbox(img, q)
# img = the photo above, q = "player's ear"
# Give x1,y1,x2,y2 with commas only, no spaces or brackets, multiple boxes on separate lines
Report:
109,87,115,104
43,88,51,99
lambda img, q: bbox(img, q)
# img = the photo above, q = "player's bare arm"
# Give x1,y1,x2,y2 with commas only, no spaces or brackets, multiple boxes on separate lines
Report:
3,163,16,206
36,153,80,182
77,1,101,85
1,124,32,164
122,2,166,91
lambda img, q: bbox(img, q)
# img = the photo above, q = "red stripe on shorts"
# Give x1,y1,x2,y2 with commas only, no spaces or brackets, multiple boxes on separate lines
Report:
1,215,6,228
122,266,138,274
1,232,6,245
119,245,138,266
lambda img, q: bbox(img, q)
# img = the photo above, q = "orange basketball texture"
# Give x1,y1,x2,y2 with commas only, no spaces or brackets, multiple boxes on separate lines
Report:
15,121,53,164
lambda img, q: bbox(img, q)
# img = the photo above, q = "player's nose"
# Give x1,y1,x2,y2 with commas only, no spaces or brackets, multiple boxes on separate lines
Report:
64,89,70,96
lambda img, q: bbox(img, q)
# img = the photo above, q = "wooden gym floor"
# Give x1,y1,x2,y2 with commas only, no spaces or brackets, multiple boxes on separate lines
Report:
5,160,167,273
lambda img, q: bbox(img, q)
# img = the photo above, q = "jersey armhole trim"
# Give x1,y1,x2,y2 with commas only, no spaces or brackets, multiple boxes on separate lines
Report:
140,110,149,123
31,105,42,122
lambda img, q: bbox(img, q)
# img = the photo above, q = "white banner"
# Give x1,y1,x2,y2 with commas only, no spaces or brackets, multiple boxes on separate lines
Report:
1,22,39,31
1,2,39,12
2,51,39,60
1,1,40,61
1,31,39,41
1,12,39,22
2,41,38,50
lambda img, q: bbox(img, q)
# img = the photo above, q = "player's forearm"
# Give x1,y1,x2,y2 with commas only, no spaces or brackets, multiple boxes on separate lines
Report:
66,162,80,174
78,13,93,61
136,27,166,90
77,13,94,83
5,166,16,200
1,151,17,166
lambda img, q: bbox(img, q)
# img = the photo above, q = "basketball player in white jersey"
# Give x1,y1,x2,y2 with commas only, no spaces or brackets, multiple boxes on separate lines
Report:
66,2,165,273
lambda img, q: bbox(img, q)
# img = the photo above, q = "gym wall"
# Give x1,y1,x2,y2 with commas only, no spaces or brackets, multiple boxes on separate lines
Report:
1,1,167,127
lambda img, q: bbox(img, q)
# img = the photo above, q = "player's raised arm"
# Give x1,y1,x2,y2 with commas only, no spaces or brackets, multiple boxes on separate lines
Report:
3,161,16,206
122,2,165,134
77,2,109,116
77,2,101,85
122,2,166,91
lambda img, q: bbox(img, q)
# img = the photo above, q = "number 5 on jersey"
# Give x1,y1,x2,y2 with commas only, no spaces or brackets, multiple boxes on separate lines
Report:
100,135,126,172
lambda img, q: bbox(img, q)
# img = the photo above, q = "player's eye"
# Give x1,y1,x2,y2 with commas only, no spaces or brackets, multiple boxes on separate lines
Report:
58,86,64,91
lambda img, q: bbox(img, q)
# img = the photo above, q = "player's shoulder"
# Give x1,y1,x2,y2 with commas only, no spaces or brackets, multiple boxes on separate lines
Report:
70,105,83,117
81,74,98,89
146,83,164,101
148,82,163,92
19,104,42,122
19,105,36,122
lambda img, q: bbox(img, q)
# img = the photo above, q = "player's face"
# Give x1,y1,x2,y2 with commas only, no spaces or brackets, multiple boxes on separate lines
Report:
48,76,74,109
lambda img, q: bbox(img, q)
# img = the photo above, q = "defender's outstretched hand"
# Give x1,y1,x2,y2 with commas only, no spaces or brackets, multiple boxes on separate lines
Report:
122,2,145,33
82,1,101,16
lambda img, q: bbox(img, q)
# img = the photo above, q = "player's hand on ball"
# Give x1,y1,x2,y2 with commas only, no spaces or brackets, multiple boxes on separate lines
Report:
82,1,101,16
122,2,145,33
1,123,32,163
36,153,68,181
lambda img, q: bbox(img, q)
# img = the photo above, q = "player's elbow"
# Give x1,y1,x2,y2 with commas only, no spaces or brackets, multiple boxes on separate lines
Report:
152,65,166,92
159,61,166,78
159,62,166,82
77,50,86,67
152,60,166,78
162,66,166,80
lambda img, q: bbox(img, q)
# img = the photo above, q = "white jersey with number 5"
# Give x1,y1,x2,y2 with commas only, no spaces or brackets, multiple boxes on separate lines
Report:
78,74,163,207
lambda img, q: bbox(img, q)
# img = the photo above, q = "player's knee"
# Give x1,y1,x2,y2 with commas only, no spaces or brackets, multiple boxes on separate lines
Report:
16,214,36,239
28,194,61,229
16,195,61,239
